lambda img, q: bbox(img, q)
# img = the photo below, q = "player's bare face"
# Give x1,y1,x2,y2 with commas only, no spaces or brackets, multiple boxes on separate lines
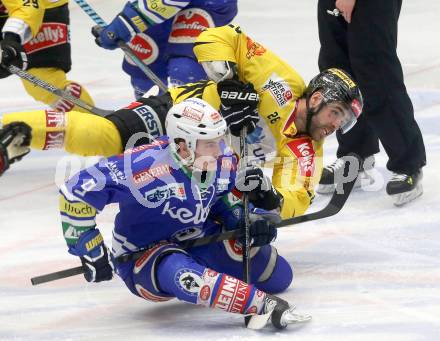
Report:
311,103,348,141
194,137,223,171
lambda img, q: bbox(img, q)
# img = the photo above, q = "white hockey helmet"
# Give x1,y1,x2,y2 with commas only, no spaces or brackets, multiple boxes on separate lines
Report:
165,98,228,163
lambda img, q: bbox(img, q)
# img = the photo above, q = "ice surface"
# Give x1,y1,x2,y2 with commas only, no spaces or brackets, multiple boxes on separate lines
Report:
1,0,440,340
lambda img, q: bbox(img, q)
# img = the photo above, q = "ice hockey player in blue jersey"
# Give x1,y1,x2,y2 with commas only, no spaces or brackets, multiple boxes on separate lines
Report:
92,0,238,98
58,98,309,329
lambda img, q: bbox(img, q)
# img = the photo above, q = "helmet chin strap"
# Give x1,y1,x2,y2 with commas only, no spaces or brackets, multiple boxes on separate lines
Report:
170,141,195,169
305,98,325,135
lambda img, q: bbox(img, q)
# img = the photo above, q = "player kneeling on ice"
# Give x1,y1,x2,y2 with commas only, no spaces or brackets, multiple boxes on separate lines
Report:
59,98,309,330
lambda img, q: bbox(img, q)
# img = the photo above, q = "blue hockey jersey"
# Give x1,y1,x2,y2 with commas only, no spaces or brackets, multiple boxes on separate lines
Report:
59,137,239,279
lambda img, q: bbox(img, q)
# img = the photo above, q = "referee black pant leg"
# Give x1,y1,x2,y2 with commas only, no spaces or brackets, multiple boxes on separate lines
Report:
347,0,426,174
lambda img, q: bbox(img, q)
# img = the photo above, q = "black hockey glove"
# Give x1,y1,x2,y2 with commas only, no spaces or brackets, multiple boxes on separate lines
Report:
217,79,259,136
69,229,114,283
235,166,282,210
0,122,31,176
240,218,277,247
0,33,28,78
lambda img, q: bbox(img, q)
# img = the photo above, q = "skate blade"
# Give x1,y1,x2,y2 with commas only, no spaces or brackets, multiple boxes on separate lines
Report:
282,312,312,325
316,183,335,194
391,183,423,206
245,311,272,330
317,174,369,195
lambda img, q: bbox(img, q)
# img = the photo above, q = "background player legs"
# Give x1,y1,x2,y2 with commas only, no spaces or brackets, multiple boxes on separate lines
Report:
21,67,95,113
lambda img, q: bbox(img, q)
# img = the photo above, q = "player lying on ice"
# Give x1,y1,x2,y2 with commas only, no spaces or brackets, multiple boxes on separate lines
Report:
1,25,363,218
59,98,309,330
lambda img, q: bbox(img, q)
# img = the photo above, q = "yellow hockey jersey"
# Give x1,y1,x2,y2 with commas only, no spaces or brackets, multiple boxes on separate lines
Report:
177,24,324,218
1,0,68,42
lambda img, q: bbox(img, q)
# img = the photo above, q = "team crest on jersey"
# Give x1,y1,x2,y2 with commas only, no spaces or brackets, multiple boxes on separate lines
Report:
169,8,214,43
24,23,69,54
286,137,316,177
246,37,266,59
126,33,159,65
262,73,294,107
175,269,204,296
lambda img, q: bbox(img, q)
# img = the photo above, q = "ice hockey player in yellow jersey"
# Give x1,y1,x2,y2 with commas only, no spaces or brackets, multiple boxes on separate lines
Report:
0,25,363,219
0,0,94,112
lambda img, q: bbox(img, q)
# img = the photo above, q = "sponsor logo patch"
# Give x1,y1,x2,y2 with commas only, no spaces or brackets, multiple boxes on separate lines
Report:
24,23,69,54
199,285,211,301
43,131,64,150
329,68,356,88
169,8,214,43
60,196,95,218
105,161,126,184
85,233,103,251
133,164,171,185
182,105,204,122
286,137,316,177
126,33,159,65
161,201,210,224
133,105,164,139
262,73,294,107
210,111,221,122
45,110,65,128
144,182,186,203
212,275,251,313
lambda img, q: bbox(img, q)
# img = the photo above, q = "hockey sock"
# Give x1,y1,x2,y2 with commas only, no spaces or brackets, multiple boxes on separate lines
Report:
156,252,267,315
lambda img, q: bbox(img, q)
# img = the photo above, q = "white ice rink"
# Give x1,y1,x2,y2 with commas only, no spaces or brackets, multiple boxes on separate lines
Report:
1,0,440,340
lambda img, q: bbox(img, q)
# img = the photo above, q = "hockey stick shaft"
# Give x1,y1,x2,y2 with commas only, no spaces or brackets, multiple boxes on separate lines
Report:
123,167,358,259
240,128,251,283
31,172,357,285
5,65,113,117
73,0,168,93
31,265,85,285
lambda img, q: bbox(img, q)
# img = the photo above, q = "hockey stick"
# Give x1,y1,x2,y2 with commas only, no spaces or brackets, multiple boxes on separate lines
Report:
4,64,113,117
240,128,252,326
240,128,251,284
30,169,358,286
73,0,168,93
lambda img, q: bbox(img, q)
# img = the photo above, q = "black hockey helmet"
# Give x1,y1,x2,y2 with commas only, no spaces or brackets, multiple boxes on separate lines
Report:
305,68,363,134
